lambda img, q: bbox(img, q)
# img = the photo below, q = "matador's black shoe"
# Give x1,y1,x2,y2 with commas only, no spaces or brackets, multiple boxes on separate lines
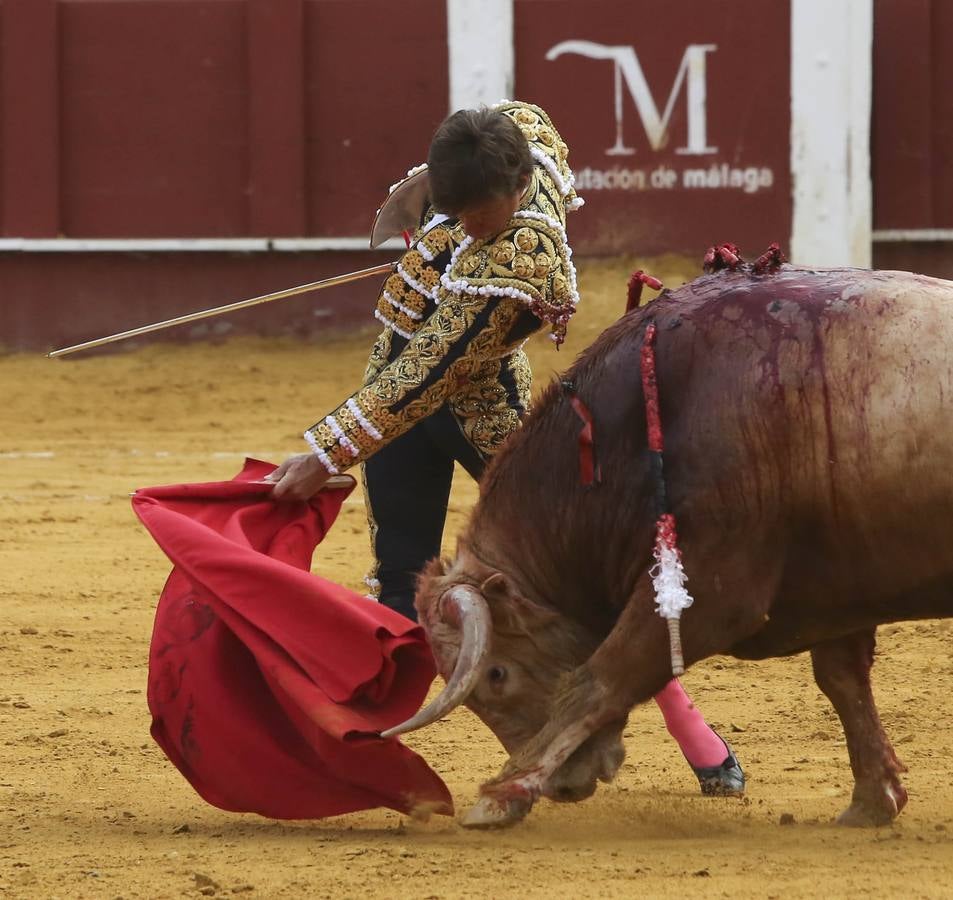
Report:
692,737,746,797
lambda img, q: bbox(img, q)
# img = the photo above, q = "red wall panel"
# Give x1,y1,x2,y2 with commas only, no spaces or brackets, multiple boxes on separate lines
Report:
303,0,449,236
246,0,308,236
872,0,953,229
59,0,250,236
934,2,953,228
872,0,934,229
514,0,792,256
0,0,60,236
11,1,945,349
2,0,450,240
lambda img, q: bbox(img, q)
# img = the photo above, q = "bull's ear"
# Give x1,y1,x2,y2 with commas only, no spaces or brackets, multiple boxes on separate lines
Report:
422,557,447,579
480,572,559,633
415,557,449,623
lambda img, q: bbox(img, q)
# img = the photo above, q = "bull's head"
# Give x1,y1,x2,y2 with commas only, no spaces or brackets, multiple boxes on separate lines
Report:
382,553,627,809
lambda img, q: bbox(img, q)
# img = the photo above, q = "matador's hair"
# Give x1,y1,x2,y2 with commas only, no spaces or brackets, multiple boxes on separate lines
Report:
427,108,533,215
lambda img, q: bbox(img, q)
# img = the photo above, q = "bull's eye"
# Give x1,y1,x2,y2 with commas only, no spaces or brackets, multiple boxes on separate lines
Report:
488,665,507,684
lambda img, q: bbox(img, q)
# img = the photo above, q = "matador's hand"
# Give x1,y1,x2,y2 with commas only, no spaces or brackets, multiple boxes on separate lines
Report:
266,452,332,501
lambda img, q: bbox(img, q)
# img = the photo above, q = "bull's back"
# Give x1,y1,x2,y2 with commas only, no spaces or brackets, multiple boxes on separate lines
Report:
663,268,953,508
658,266,953,636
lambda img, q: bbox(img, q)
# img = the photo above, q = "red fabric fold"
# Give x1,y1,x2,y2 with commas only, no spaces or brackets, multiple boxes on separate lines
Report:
132,458,452,820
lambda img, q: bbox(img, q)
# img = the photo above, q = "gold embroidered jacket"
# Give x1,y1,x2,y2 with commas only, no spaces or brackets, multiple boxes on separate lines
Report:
304,101,583,474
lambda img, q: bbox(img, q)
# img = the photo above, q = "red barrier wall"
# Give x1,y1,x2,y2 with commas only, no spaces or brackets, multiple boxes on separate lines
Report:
0,0,449,240
872,0,953,230
0,0,450,352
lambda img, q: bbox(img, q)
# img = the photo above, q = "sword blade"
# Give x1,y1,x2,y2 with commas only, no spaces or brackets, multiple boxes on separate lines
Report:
47,261,395,358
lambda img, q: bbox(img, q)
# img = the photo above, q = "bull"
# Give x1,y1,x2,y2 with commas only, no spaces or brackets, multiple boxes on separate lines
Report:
382,255,953,829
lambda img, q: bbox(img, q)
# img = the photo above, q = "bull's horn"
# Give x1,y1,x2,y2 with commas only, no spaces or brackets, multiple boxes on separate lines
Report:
380,585,491,738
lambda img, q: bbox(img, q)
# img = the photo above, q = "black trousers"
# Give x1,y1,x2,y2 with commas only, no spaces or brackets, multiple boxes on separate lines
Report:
363,405,487,621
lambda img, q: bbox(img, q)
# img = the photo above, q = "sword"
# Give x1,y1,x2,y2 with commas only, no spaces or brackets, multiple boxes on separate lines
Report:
47,261,395,358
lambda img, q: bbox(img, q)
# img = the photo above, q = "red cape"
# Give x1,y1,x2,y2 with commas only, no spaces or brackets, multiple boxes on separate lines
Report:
132,458,452,820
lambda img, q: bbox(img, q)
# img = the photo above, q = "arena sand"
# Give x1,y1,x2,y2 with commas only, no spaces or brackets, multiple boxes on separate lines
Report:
1,257,952,899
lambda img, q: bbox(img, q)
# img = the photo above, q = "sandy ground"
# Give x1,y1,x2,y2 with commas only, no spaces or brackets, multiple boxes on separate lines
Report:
2,256,952,899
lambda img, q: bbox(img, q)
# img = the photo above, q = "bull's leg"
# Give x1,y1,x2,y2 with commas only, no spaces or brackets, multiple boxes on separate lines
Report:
542,716,628,803
461,588,678,827
461,693,625,827
810,628,908,826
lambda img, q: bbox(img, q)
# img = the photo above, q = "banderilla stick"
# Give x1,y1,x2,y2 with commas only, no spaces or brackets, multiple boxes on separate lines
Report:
47,261,395,359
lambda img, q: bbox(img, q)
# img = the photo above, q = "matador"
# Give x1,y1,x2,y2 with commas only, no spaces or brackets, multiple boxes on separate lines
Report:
273,100,581,622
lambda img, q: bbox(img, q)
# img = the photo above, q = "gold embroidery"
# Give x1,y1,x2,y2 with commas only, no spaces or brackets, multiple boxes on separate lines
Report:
514,227,539,253
335,405,379,454
518,124,538,143
422,227,451,256
490,240,516,265
401,250,425,276
449,350,533,456
375,237,452,331
444,215,574,344
511,253,535,278
311,422,352,470
418,267,440,290
497,100,582,214
359,463,381,598
511,350,533,412
363,332,391,385
382,306,423,336
459,253,482,275
312,422,337,445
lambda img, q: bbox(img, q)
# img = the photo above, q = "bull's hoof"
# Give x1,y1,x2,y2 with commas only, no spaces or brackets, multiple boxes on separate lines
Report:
460,793,534,829
836,782,906,827
836,802,897,827
692,742,746,797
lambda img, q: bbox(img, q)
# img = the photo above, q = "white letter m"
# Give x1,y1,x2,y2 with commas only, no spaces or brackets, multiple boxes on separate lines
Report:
546,41,718,156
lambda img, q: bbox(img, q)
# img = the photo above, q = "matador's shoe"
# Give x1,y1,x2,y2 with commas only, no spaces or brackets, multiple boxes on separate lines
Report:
692,737,746,797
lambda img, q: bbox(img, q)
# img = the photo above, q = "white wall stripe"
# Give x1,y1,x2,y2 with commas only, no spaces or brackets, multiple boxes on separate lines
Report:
872,229,953,242
790,0,872,267
447,0,514,111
